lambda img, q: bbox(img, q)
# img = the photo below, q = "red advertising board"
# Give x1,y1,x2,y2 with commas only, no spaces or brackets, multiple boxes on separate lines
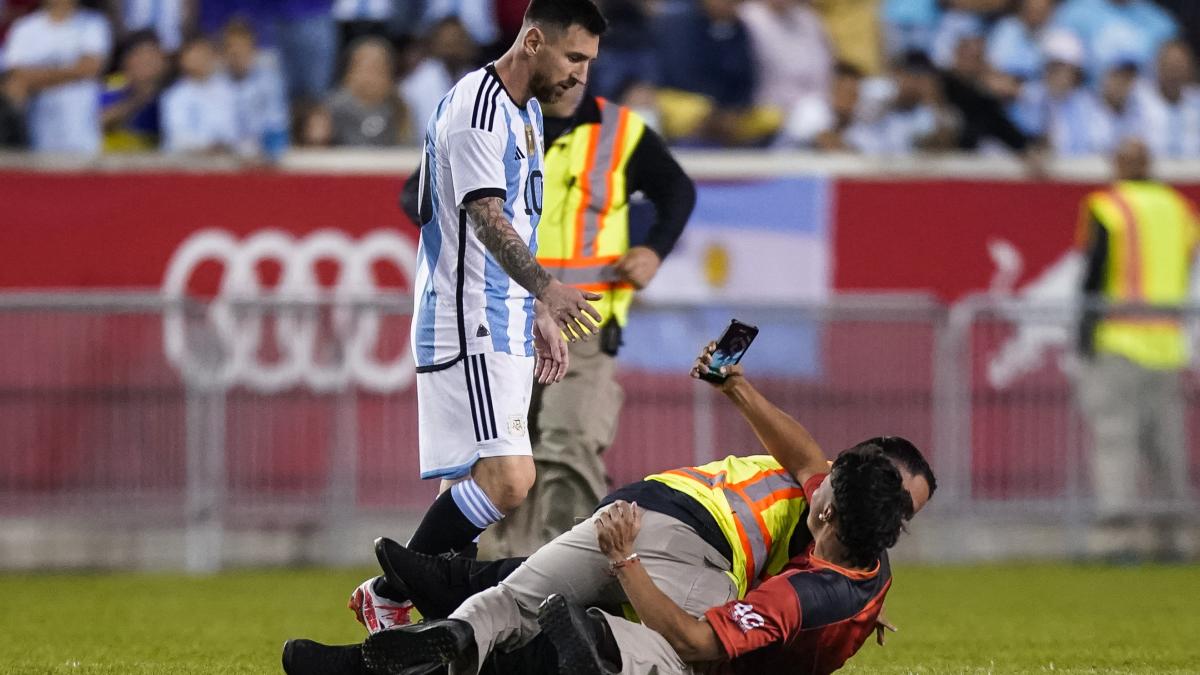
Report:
1,171,416,290
3,171,1198,505
833,179,1200,300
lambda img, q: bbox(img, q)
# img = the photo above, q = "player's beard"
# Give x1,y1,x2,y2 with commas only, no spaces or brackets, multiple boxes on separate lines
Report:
530,69,572,103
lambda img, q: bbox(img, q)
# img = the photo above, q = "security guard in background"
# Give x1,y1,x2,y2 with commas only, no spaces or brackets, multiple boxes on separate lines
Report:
402,83,696,558
1077,138,1199,561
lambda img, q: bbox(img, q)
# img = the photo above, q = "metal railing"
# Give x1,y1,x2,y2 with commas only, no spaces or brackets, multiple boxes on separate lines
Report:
0,292,1196,569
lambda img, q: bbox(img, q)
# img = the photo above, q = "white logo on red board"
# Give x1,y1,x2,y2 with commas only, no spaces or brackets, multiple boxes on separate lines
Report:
162,229,418,393
981,240,1083,388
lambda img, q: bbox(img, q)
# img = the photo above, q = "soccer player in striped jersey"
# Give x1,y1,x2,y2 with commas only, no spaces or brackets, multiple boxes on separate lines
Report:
344,0,610,631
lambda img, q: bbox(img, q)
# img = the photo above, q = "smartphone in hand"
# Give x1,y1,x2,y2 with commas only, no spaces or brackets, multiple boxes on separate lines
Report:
699,319,759,383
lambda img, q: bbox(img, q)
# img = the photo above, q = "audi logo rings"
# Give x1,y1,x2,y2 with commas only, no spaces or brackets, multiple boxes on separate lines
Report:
162,229,419,393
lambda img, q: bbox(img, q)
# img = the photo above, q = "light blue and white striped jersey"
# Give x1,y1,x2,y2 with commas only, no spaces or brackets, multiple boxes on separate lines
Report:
1134,82,1200,159
229,58,290,159
411,64,545,371
1013,82,1120,156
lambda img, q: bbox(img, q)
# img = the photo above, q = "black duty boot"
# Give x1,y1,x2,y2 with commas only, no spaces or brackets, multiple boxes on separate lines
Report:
361,619,474,675
375,536,478,619
536,594,621,675
282,638,368,675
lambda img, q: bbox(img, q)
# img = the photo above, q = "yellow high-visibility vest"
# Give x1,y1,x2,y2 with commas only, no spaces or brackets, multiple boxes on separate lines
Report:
1085,181,1200,370
538,97,646,326
647,455,810,597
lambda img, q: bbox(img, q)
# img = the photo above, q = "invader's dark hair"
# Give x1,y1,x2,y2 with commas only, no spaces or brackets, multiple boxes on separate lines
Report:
829,444,911,569
524,0,608,36
862,435,937,499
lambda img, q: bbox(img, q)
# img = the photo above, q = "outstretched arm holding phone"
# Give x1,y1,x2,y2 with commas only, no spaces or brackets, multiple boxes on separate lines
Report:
689,342,829,485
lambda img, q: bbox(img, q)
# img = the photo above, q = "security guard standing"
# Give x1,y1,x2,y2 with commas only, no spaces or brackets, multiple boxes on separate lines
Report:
401,84,695,558
1077,138,1199,561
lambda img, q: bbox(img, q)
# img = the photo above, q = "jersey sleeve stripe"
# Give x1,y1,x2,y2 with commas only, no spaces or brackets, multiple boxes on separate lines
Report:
472,74,498,130
487,85,503,132
471,75,489,130
474,76,500,131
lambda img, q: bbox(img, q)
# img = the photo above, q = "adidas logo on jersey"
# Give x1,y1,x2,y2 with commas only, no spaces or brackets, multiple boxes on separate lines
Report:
514,147,525,161
477,324,491,337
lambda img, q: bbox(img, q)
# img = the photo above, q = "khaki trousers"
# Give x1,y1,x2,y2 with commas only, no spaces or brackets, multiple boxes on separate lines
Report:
599,611,702,675
483,338,624,558
450,506,736,674
1078,353,1191,555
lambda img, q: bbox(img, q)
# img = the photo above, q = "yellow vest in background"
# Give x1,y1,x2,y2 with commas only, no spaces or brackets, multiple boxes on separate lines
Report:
647,455,809,597
538,98,646,327
1086,181,1199,370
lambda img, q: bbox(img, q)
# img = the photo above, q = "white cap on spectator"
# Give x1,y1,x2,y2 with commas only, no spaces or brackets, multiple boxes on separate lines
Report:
1042,29,1085,68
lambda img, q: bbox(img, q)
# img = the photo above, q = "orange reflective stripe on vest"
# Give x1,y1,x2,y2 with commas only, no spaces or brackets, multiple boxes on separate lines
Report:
662,464,803,583
539,97,646,326
1106,189,1145,300
1086,181,1198,369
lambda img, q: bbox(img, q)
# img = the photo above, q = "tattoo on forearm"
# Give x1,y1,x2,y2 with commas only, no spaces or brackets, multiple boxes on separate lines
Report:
465,197,551,296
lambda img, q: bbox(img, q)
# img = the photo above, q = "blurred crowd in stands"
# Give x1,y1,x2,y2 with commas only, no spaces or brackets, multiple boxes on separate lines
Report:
0,0,1197,160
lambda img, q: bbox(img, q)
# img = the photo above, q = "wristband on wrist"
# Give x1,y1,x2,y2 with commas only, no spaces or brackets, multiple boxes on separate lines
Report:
608,552,640,576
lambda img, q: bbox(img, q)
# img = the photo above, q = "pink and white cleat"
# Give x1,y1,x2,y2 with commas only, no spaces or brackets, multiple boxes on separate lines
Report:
348,576,422,634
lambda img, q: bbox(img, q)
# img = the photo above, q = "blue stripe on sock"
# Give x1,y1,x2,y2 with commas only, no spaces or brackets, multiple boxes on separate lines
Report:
459,483,491,526
451,480,502,529
467,480,503,523
450,482,489,528
467,480,502,522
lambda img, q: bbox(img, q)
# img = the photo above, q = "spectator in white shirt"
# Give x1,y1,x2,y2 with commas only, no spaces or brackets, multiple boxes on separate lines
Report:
849,50,957,155
1,0,111,155
399,16,477,141
160,34,237,153
1012,29,1111,155
1134,40,1200,159
222,19,289,161
105,0,194,54
776,61,862,150
738,0,832,113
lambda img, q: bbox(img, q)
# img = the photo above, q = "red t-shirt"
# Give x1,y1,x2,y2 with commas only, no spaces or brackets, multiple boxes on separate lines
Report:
703,473,891,675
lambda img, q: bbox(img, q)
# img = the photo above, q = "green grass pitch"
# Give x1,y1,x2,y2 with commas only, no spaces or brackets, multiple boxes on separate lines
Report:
1,563,1197,674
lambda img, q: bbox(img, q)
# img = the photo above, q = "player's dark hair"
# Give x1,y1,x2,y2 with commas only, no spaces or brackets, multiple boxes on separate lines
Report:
829,444,911,569
524,0,608,36
863,435,937,499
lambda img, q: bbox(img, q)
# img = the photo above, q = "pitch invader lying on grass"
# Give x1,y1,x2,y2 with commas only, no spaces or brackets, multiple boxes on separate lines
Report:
282,344,936,674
